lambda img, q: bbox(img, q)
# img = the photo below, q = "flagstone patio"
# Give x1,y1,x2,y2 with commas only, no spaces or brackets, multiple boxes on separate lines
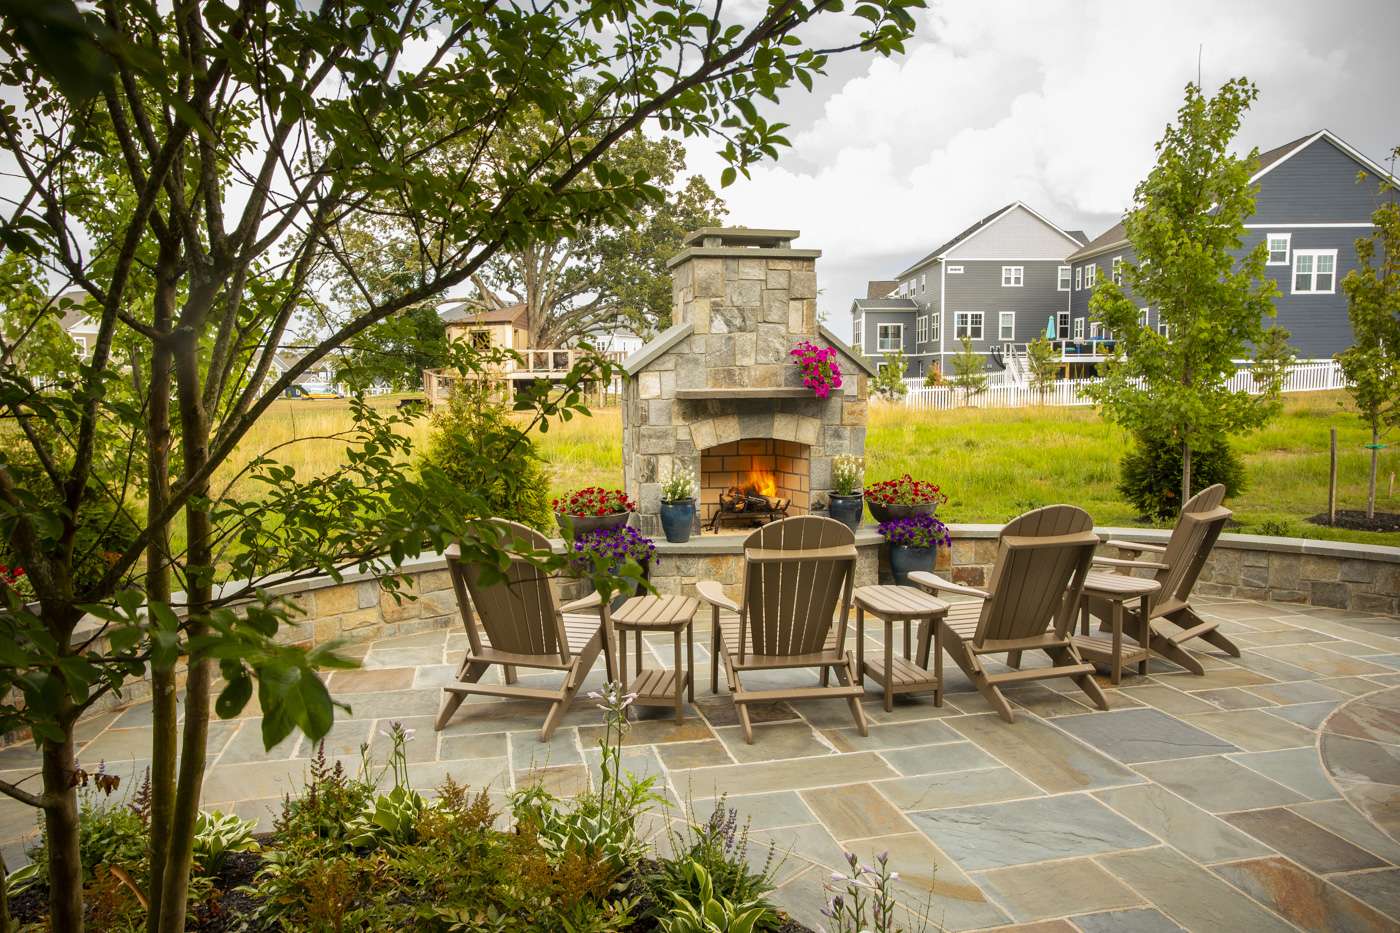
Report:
4,594,1399,931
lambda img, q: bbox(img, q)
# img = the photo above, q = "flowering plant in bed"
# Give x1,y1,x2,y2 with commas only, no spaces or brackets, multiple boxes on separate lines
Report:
878,513,952,586
790,340,843,398
570,524,657,609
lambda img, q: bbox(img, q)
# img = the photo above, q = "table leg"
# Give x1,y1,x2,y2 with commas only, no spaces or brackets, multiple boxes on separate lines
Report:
635,631,643,679
687,618,694,702
619,629,629,693
1138,594,1151,676
884,619,894,712
1111,599,1123,685
903,619,912,660
856,605,866,685
674,628,683,723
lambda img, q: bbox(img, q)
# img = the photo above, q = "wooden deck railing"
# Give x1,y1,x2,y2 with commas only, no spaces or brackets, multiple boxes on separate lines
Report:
422,348,629,406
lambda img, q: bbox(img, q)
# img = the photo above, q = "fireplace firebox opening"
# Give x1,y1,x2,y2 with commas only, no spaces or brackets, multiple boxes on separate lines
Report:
700,439,810,531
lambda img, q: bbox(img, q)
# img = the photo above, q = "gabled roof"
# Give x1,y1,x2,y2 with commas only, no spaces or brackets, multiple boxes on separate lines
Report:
895,202,1085,279
850,297,918,315
439,300,527,326
1067,129,1398,262
819,324,877,377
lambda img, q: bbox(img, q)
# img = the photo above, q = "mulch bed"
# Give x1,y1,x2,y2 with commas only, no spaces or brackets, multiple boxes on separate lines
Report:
1307,510,1400,533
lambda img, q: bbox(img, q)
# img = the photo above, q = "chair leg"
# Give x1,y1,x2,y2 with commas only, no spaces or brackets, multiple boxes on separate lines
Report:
979,678,1016,723
1199,627,1242,658
844,657,868,736
1050,645,1108,711
710,614,721,694
504,665,518,685
435,659,490,730
1006,650,1022,670
1149,632,1205,675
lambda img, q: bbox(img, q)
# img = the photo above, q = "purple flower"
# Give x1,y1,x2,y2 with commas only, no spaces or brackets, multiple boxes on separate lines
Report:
878,513,953,549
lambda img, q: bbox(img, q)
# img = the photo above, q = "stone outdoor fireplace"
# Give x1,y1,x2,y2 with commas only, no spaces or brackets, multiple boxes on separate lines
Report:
621,227,873,535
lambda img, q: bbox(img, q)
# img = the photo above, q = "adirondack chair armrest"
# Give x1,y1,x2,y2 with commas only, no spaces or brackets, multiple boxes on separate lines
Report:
907,571,990,600
559,590,604,614
1105,538,1167,555
1093,555,1170,571
695,580,738,613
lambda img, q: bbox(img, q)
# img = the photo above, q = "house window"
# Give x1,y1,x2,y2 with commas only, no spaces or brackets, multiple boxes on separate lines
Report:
73,336,88,358
1073,318,1085,339
1267,233,1291,265
1057,312,1069,340
1084,263,1097,288
468,329,492,349
917,315,928,343
947,265,964,274
877,323,903,352
1074,267,1082,290
1089,321,1104,339
1157,322,1171,339
919,273,926,293
1001,266,1024,287
1111,256,1123,285
1139,307,1150,328
1293,249,1336,294
1058,265,1071,291
930,311,940,338
954,312,983,340
999,312,1016,341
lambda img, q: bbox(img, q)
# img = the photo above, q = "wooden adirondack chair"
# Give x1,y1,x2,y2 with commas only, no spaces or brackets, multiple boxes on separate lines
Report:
909,505,1107,723
436,519,614,741
696,516,867,743
1084,483,1238,676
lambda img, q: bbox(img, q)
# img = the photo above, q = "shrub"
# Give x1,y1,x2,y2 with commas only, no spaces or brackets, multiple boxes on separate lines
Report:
1118,435,1245,520
872,351,908,399
418,384,554,532
655,797,780,929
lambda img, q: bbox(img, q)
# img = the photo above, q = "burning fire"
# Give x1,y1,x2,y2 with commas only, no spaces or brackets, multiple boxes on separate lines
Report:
745,468,777,498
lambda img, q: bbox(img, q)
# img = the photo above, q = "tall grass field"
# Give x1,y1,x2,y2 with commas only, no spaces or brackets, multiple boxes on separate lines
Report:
227,391,1398,546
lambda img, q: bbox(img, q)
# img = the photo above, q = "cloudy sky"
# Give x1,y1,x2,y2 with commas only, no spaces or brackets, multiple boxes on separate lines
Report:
684,0,1400,336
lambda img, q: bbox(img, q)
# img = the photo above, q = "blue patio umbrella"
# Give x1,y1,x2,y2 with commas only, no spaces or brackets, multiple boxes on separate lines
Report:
1046,315,1056,339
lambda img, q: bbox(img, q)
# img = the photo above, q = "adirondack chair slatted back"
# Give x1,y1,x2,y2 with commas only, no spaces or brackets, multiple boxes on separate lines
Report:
452,520,567,660
977,505,1098,644
742,516,855,657
1154,484,1231,608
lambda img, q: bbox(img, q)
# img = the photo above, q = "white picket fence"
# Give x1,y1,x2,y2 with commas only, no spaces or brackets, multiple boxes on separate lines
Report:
896,360,1347,411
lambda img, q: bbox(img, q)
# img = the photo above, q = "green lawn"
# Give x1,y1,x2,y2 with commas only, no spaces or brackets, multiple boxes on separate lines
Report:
236,390,1398,546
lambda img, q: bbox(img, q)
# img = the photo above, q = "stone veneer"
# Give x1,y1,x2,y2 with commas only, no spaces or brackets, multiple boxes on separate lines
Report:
620,227,874,535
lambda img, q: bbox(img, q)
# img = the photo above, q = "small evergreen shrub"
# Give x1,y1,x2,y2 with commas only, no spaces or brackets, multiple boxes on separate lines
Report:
1118,436,1245,520
418,384,554,532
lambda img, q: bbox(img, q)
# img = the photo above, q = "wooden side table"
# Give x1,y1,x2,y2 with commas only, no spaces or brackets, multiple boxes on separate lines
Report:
611,594,699,723
853,585,948,711
1071,572,1161,684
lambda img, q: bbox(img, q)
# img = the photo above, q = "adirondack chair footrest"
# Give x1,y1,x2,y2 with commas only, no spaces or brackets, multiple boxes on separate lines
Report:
983,663,1096,686
1156,617,1219,645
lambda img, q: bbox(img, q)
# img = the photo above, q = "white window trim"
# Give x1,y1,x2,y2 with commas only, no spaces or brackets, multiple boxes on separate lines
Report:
1057,265,1071,291
1001,265,1024,287
1057,312,1070,339
1073,318,1085,339
1292,249,1338,295
947,265,964,274
916,315,928,343
1266,232,1292,266
1111,256,1123,285
954,311,984,341
877,322,904,352
998,311,1016,342
930,310,941,338
1084,264,1097,289
1157,322,1171,339
1138,307,1150,328
919,273,926,293
1089,321,1104,339
1074,266,1082,290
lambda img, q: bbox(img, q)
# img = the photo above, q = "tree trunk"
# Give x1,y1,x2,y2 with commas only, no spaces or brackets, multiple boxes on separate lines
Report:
156,332,213,933
1368,425,1379,520
41,733,82,932
1181,440,1192,510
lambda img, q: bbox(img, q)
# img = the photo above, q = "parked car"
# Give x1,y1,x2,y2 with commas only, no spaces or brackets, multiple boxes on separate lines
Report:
286,383,343,400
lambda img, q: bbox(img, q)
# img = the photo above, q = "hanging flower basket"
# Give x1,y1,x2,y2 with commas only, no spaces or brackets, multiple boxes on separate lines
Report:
790,340,843,399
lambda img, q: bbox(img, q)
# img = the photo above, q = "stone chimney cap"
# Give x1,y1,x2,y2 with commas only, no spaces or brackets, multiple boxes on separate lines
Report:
682,226,800,248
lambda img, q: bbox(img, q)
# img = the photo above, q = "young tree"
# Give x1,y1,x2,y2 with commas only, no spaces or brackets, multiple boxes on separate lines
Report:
0,1,923,928
1025,335,1059,404
1338,155,1400,520
1086,78,1290,507
949,336,988,404
872,350,908,399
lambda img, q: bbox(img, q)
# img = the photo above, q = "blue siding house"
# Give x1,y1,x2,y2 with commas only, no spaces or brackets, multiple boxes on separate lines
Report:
1067,130,1395,361
850,203,1086,377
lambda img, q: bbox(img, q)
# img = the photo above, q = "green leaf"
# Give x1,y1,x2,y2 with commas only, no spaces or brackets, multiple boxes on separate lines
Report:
215,674,252,719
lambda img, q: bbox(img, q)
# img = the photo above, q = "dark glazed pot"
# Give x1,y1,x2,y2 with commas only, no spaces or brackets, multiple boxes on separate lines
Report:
828,493,864,531
556,510,631,540
868,501,939,524
888,544,935,587
659,499,696,543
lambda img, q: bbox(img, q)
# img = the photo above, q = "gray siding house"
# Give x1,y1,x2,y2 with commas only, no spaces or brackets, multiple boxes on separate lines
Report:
850,203,1086,377
1067,130,1395,361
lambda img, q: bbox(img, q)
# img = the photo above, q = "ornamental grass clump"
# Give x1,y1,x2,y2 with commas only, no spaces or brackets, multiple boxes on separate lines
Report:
553,486,636,517
877,514,952,550
790,340,843,398
864,474,948,508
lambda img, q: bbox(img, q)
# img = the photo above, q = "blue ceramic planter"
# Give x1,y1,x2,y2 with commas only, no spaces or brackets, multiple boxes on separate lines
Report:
888,544,935,587
659,498,696,543
828,493,864,531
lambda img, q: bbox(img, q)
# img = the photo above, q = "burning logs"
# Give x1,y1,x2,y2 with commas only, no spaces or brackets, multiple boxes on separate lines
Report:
709,486,791,532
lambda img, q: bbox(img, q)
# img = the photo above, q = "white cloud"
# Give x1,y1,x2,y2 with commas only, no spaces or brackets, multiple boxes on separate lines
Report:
685,0,1393,330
